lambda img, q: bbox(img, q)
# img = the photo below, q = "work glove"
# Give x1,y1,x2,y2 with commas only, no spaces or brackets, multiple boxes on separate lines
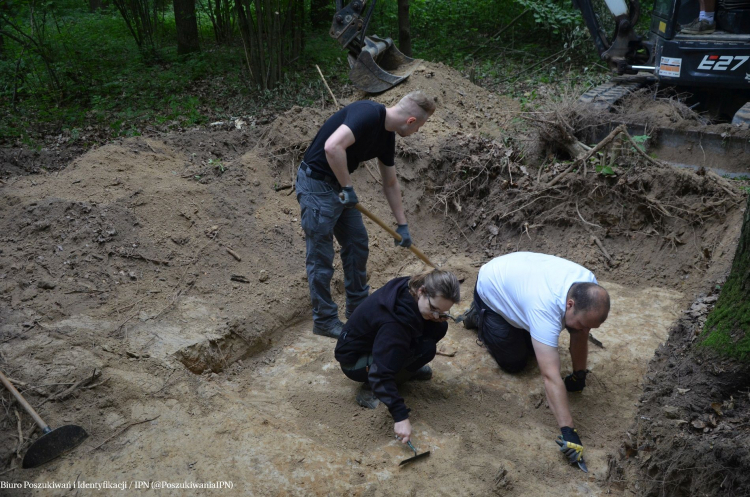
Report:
564,369,588,393
339,186,359,208
394,224,412,248
556,427,584,464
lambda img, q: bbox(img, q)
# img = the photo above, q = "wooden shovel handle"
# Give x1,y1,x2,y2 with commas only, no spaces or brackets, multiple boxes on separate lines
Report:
354,203,435,268
0,370,49,432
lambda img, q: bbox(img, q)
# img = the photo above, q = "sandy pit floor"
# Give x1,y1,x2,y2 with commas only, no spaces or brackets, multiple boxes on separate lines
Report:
11,279,681,496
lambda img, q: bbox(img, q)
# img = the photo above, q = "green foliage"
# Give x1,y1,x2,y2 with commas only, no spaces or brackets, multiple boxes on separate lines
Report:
630,134,650,151
595,163,615,176
701,196,750,361
0,0,611,146
516,0,583,36
701,273,750,361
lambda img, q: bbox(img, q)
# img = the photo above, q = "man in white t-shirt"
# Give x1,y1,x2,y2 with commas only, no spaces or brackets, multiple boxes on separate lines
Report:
463,252,610,471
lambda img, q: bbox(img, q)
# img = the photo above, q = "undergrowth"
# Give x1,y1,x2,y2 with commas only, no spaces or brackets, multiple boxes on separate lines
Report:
701,195,750,361
1,0,612,148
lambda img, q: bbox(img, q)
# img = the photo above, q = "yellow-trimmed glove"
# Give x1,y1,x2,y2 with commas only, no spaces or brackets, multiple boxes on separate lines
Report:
564,369,588,393
556,427,584,463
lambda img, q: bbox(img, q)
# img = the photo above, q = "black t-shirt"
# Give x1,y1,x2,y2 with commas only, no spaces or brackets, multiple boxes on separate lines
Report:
303,100,395,180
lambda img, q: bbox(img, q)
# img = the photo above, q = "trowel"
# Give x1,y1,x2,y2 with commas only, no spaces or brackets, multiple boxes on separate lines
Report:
398,440,431,467
443,313,464,323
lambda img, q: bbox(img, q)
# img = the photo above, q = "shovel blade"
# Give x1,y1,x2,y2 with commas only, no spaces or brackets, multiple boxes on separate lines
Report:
398,450,431,467
577,458,589,473
23,425,88,469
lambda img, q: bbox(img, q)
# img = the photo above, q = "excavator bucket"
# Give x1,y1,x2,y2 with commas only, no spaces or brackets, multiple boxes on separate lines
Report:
348,36,422,94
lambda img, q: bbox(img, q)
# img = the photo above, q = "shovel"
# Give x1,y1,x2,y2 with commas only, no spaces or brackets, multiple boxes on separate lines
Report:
354,203,435,268
398,440,431,467
0,370,88,468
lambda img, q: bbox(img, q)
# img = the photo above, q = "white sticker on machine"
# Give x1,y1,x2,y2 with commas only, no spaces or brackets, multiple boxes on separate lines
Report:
659,57,682,77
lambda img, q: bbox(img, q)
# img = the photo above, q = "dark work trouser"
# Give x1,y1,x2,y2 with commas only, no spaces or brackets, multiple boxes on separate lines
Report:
340,337,438,384
473,286,535,373
296,165,370,330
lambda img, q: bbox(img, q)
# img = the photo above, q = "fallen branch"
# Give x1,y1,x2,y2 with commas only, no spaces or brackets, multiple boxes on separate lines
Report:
575,200,603,230
525,115,591,160
619,131,665,169
316,65,340,108
4,377,48,395
0,465,17,477
591,235,614,266
225,247,242,262
15,409,23,457
111,249,170,266
90,416,160,451
547,124,626,188
42,369,102,405
705,172,742,200
82,377,110,390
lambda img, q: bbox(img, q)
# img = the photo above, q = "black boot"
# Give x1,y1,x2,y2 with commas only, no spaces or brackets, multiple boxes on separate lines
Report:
356,383,380,409
395,364,433,384
312,320,344,339
409,365,433,381
462,302,479,330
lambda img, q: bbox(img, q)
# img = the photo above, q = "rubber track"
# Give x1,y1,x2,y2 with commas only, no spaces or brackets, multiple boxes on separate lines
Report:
579,80,647,110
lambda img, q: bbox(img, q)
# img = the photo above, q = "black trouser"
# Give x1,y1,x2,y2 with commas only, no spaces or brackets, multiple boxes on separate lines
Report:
474,286,535,373
340,337,438,383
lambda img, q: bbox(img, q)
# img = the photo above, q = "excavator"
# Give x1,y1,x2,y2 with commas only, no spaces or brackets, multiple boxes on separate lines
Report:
574,0,750,123
330,0,750,124
329,0,422,93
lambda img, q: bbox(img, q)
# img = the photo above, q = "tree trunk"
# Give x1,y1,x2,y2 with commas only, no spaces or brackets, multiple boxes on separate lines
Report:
703,193,750,359
397,0,412,57
234,0,302,90
173,0,200,55
310,0,329,29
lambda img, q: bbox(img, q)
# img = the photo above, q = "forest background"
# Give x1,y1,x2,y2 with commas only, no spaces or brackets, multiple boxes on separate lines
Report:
0,0,656,147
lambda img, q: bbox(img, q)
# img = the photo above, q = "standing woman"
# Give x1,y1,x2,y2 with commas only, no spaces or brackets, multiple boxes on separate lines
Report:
335,269,461,444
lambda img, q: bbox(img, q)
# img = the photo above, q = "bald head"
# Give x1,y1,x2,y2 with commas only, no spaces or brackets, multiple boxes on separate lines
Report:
568,282,610,323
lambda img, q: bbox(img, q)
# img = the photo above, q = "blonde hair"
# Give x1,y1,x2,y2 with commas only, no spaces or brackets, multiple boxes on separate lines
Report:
408,269,460,303
399,91,436,119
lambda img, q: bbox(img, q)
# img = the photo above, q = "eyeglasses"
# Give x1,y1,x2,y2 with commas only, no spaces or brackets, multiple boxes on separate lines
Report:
427,296,447,318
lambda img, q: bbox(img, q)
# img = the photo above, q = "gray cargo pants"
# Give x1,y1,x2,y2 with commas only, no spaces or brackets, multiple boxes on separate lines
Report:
296,165,370,330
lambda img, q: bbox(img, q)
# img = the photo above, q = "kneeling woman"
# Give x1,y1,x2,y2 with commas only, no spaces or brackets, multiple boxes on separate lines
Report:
335,269,460,444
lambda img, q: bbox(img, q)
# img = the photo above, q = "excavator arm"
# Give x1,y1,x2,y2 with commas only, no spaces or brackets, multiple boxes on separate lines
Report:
573,0,650,73
329,0,422,93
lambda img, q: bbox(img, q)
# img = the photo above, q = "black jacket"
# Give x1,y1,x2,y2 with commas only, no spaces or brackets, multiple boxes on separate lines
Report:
335,277,448,421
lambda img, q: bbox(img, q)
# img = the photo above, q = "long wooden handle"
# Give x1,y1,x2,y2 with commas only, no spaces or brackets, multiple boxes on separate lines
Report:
354,203,435,268
0,370,49,431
